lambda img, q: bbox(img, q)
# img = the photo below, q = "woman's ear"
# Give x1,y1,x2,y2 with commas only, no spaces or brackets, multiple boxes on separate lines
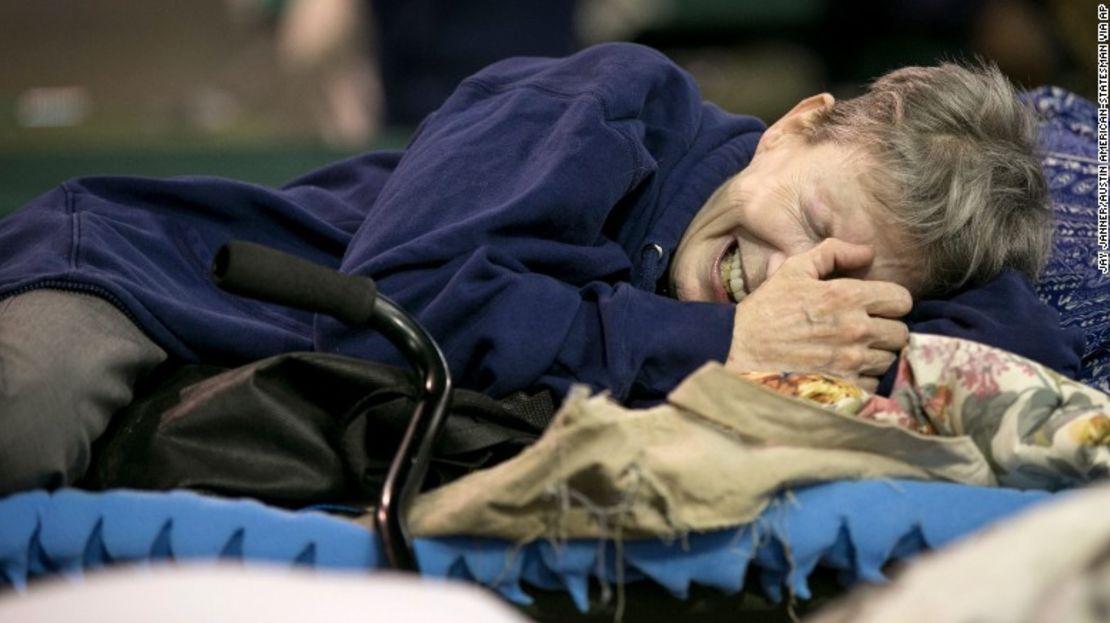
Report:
755,93,835,153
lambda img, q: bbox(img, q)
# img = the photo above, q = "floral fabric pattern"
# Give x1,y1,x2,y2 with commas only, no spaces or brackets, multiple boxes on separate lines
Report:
737,371,865,415
742,334,1110,490
893,334,1110,489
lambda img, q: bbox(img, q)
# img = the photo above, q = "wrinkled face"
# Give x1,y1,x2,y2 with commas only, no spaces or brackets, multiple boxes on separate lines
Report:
670,136,923,303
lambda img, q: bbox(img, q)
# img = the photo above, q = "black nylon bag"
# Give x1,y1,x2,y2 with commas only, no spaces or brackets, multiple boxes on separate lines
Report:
86,352,555,508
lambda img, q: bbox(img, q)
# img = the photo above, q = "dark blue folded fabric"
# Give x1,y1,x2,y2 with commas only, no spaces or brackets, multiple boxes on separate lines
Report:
879,268,1086,394
909,269,1085,378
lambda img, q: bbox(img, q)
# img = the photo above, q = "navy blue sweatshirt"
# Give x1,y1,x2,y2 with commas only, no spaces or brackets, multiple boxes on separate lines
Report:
0,43,1084,403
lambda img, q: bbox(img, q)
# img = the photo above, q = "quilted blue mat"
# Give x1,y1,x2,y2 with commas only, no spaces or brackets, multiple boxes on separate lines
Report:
0,481,1052,610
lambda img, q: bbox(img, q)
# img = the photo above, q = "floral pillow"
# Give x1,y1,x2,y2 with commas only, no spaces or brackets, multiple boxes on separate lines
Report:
741,333,1110,491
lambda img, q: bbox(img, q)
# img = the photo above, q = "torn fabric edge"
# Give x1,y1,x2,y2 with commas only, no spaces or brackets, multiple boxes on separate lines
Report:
1,481,1051,612
414,479,1051,610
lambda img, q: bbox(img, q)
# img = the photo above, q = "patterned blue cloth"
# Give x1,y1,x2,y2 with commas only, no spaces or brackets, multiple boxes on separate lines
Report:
1025,87,1110,392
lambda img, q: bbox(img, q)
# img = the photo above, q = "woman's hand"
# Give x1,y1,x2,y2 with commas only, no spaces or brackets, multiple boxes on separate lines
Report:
725,239,912,392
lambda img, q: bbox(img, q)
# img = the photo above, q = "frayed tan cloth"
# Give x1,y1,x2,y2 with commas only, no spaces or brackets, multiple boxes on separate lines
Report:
409,363,993,541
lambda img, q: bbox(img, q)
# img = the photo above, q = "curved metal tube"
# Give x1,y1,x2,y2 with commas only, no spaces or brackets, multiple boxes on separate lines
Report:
211,241,453,571
367,296,453,570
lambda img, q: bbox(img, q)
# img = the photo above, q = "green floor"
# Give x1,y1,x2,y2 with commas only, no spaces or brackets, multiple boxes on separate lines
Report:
0,146,362,218
0,122,417,218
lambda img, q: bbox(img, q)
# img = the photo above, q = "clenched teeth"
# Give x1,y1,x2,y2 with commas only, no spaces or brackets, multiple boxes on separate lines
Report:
719,244,746,303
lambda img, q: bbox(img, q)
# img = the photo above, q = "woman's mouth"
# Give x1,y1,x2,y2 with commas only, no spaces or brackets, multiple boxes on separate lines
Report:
718,242,747,303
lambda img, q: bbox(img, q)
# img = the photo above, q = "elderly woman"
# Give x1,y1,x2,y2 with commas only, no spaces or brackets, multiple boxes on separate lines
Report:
671,62,1059,385
0,43,1081,494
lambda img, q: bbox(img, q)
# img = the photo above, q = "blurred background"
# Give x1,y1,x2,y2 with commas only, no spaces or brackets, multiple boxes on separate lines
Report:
0,0,1099,215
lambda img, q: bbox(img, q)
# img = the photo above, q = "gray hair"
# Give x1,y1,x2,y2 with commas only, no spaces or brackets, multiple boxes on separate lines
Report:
807,61,1050,297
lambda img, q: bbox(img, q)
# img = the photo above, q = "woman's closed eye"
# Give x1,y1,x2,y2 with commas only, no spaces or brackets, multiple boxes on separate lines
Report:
803,201,834,240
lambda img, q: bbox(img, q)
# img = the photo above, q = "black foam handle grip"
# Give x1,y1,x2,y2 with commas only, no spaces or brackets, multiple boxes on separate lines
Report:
211,241,377,326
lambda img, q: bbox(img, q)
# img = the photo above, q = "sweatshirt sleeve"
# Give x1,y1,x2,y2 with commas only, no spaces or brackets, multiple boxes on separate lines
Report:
315,43,736,402
877,269,1086,394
